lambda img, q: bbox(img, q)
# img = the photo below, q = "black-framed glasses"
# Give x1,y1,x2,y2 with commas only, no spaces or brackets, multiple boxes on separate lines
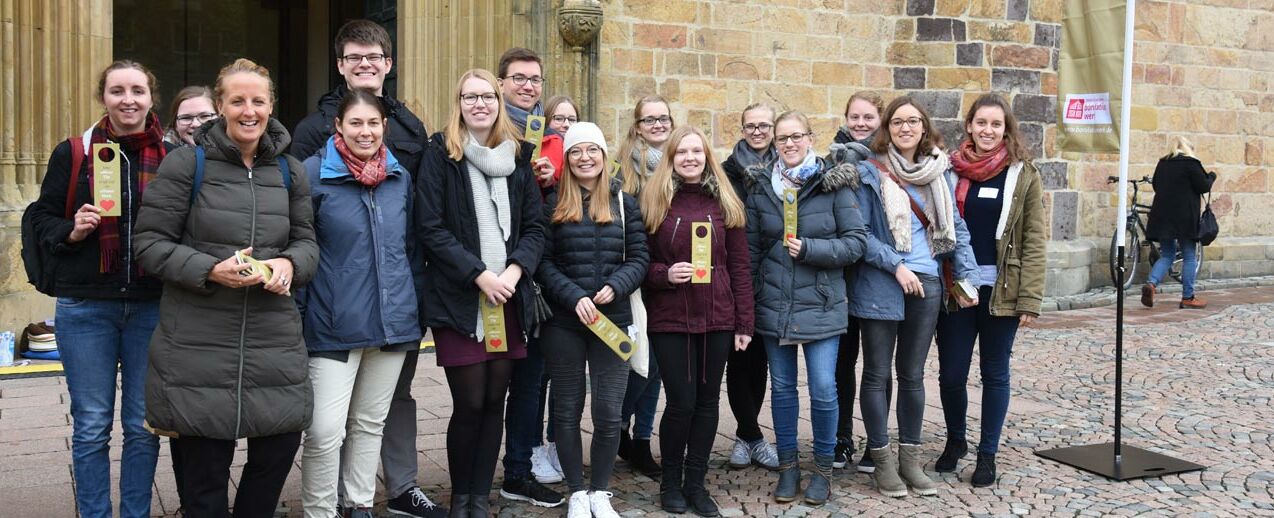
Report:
175,112,217,125
638,115,672,127
504,74,544,86
552,115,579,125
567,145,604,160
341,53,386,65
890,117,923,129
775,132,812,145
460,93,499,106
743,123,773,135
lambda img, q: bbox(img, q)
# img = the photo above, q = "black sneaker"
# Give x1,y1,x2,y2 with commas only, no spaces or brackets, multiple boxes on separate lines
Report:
833,439,852,469
387,486,449,518
499,477,565,508
856,449,876,473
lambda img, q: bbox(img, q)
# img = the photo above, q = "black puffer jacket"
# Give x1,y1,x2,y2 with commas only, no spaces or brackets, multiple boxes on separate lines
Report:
134,118,318,440
291,85,429,177
537,179,649,329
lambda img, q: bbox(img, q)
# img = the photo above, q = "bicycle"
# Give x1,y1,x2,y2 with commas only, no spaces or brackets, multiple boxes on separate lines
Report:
1107,175,1202,290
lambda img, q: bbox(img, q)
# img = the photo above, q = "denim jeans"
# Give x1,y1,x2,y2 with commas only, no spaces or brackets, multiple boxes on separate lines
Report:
1148,238,1200,298
859,274,942,449
936,286,1019,455
622,351,661,439
764,335,840,458
503,337,544,480
55,297,160,518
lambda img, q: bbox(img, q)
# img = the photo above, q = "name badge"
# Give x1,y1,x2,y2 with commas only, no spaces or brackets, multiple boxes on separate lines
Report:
92,143,122,216
977,187,999,199
525,115,546,162
691,222,712,284
479,294,508,353
585,312,635,361
782,188,798,240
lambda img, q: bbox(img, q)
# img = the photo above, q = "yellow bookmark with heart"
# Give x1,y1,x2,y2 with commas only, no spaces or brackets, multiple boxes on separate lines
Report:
93,143,122,217
783,188,798,242
585,312,635,361
691,222,712,284
525,115,546,162
479,294,508,353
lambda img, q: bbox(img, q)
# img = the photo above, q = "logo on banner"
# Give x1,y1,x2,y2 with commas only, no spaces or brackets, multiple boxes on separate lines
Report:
1062,93,1113,126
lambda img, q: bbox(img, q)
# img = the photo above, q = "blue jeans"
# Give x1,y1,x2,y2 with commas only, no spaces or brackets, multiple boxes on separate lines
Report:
1148,238,1200,298
936,286,1019,455
503,337,544,480
55,297,160,518
764,336,840,458
622,350,661,439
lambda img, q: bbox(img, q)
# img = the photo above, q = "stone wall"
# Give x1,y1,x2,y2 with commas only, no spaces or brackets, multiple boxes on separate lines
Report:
595,0,1274,295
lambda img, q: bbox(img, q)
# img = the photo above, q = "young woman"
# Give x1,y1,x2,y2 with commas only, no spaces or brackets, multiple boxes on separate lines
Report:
615,95,675,477
414,68,545,516
545,95,580,134
642,126,753,517
720,103,781,472
163,85,216,147
26,60,166,518
1141,136,1216,309
849,95,978,498
297,89,421,517
134,58,317,517
934,93,1046,488
537,122,649,518
828,91,885,473
746,111,867,505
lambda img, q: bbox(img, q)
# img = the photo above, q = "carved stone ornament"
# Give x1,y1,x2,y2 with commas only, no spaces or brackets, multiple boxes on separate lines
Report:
558,0,603,49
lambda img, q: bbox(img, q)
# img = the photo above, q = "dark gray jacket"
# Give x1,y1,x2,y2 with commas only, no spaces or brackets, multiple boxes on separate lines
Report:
746,159,868,341
134,118,318,440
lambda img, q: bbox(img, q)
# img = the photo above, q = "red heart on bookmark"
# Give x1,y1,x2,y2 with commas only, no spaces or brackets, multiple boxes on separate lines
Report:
100,200,116,211
695,269,707,278
786,233,794,239
490,338,503,347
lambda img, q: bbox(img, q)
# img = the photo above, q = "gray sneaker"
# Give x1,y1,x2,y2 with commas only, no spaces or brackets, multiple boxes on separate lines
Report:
747,438,781,471
728,438,751,469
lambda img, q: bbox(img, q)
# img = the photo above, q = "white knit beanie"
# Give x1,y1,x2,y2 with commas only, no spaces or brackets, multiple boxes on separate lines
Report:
562,122,609,158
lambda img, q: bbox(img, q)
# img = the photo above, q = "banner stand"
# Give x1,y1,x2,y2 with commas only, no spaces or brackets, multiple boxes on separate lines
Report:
1034,0,1204,481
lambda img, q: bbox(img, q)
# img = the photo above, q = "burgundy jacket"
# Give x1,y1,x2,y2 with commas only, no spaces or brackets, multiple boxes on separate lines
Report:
643,181,755,336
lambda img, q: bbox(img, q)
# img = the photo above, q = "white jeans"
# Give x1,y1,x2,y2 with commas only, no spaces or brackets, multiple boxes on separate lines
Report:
301,347,406,517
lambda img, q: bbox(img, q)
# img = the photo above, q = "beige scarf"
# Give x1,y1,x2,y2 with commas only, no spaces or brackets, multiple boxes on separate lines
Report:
878,146,955,255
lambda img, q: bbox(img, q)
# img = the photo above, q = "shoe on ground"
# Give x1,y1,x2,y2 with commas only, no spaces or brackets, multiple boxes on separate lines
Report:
661,487,688,514
630,438,663,478
618,428,632,461
868,445,907,498
1180,296,1208,309
344,507,374,518
1141,283,1156,308
387,486,448,518
746,438,780,470
589,490,621,518
898,444,937,496
684,488,719,517
728,438,750,469
499,477,565,508
856,449,876,473
833,438,852,469
934,438,968,473
531,445,564,484
773,450,800,503
972,452,998,488
545,441,564,476
566,490,590,518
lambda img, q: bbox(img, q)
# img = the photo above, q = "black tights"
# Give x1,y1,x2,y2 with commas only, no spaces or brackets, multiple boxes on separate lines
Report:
444,359,514,496
652,331,732,475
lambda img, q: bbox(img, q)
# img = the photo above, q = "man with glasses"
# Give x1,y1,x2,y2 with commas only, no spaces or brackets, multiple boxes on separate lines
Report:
497,47,564,191
289,19,444,518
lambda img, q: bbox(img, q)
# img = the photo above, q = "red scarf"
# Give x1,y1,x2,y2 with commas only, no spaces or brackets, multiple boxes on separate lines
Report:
334,133,388,187
949,139,1009,215
86,113,166,274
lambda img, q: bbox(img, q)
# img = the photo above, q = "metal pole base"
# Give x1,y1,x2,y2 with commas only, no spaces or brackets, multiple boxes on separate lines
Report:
1035,443,1204,481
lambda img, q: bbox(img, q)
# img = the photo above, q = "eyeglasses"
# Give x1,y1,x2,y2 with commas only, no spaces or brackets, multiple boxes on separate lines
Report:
774,132,812,145
638,115,672,127
742,123,773,135
567,145,604,160
460,93,499,106
341,53,386,65
176,112,218,125
504,74,544,86
890,117,924,129
552,115,579,125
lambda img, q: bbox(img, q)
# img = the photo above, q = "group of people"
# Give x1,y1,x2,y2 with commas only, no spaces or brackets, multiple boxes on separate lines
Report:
29,19,1053,518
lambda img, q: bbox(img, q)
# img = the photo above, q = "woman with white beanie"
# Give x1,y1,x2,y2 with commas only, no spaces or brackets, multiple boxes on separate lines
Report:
536,122,650,517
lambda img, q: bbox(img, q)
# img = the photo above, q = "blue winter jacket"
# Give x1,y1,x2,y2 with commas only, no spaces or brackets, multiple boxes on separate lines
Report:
296,138,422,351
847,160,979,321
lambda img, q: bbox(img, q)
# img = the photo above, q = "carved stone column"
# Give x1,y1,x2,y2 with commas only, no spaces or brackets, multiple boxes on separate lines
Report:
555,0,602,121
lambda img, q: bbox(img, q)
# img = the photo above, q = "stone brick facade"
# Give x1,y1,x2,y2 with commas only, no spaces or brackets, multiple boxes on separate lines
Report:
596,0,1274,295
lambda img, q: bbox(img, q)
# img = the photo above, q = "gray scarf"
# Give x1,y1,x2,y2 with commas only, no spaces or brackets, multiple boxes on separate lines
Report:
463,135,517,339
730,139,776,170
630,144,662,177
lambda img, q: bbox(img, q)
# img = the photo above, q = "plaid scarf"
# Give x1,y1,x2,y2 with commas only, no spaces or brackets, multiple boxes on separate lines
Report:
88,113,166,274
949,139,1010,215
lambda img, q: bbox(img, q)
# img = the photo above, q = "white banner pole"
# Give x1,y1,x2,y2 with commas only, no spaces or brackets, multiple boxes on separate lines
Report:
1115,0,1136,246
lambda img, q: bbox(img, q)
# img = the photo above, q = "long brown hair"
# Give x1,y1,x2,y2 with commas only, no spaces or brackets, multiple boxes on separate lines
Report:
553,144,615,225
442,69,522,161
870,95,943,157
617,95,675,195
961,93,1029,164
640,126,746,232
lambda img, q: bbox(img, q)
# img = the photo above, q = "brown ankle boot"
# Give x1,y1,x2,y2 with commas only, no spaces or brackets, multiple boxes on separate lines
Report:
1140,283,1156,307
1179,297,1207,309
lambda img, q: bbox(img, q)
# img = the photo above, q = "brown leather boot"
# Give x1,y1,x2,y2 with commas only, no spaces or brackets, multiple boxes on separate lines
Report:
1179,297,1208,309
1140,283,1155,307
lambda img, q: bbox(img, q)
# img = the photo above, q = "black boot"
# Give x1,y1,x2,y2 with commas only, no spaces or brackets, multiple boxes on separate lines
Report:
618,428,633,461
448,494,470,518
683,466,720,517
631,438,663,477
660,461,687,514
803,454,834,506
934,438,968,473
773,450,800,503
467,494,489,518
972,452,997,487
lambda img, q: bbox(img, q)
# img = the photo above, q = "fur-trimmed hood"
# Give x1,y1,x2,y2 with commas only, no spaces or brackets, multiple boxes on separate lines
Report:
743,156,861,193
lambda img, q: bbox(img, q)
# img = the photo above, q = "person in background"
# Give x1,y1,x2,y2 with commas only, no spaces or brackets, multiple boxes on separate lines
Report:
719,102,780,472
26,59,167,518
163,85,216,147
934,93,1046,488
1141,136,1216,309
545,95,580,134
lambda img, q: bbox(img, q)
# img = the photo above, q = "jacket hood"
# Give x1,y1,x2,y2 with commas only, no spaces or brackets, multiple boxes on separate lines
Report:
196,117,292,164
318,136,404,181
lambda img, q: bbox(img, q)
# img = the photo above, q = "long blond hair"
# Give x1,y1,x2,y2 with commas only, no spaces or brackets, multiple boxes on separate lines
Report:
1165,135,1195,159
640,126,746,232
617,96,674,195
552,148,615,225
442,68,522,161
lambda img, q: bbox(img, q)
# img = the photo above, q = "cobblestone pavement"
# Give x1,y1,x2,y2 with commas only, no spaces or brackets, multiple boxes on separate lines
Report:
2,287,1272,517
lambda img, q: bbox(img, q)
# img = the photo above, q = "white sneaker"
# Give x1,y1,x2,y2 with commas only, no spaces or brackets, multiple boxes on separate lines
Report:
567,490,591,518
532,445,564,484
545,441,565,477
589,491,620,518
728,438,751,469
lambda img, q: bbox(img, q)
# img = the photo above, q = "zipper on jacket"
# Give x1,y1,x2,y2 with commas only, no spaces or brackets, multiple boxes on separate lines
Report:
235,167,259,438
368,186,391,338
122,151,133,291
